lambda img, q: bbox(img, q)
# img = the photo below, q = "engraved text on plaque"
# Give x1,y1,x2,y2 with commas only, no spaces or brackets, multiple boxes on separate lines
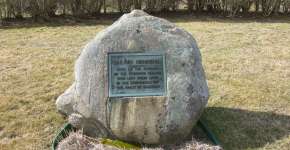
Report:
108,52,166,97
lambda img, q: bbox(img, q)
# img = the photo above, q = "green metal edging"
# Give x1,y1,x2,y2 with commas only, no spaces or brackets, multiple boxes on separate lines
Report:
52,120,221,150
197,119,221,145
52,123,76,150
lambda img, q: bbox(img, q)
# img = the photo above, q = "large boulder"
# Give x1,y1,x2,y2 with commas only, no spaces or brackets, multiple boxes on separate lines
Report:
56,10,209,144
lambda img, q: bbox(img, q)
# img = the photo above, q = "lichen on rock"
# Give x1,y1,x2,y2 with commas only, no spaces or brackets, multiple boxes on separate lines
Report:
56,10,209,144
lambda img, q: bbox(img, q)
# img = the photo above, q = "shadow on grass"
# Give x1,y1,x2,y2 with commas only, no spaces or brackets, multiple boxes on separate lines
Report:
201,107,290,150
1,12,289,30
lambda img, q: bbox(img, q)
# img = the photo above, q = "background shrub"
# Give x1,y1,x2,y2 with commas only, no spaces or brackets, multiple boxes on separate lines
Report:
0,0,289,19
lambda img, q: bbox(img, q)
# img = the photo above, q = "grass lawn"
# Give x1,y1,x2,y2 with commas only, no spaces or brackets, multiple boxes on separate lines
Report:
0,15,289,150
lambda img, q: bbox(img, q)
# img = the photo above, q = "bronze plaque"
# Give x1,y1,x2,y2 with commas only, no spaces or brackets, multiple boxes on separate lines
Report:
108,52,166,97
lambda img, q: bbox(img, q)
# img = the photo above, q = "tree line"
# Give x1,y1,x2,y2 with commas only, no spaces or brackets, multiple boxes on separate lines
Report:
0,0,289,19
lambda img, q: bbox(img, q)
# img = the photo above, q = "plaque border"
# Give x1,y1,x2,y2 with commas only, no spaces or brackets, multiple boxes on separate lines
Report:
108,52,167,97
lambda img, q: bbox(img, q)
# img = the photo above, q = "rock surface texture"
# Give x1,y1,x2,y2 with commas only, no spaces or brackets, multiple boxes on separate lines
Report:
56,10,209,144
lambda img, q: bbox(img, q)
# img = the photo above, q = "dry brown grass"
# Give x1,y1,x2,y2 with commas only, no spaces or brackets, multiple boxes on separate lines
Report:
0,16,290,150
